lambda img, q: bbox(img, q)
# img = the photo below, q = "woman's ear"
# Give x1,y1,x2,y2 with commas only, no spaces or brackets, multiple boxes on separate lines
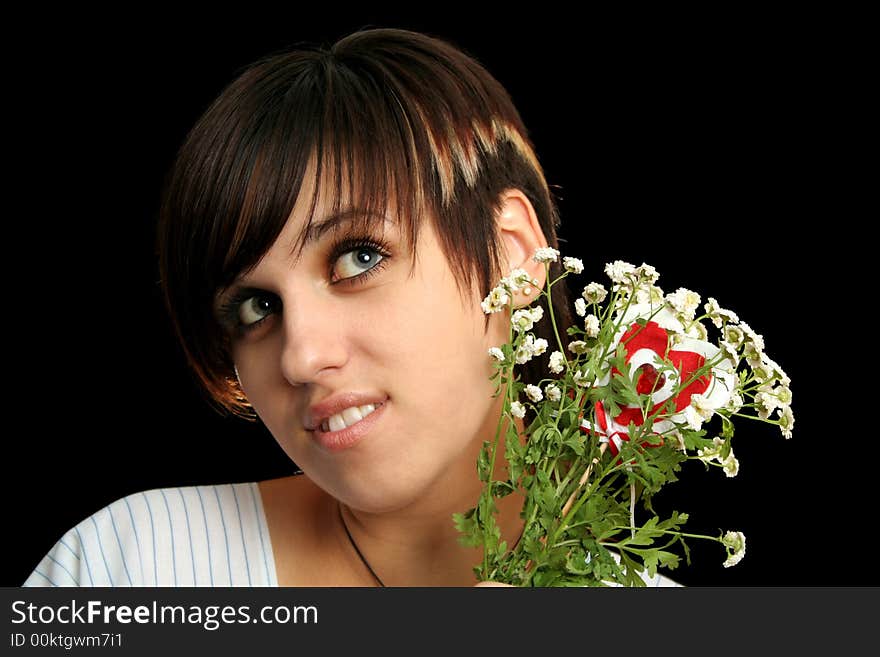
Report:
495,188,549,305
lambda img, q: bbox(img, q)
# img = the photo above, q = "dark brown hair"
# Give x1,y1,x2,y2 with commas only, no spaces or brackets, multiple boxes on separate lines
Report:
156,27,574,421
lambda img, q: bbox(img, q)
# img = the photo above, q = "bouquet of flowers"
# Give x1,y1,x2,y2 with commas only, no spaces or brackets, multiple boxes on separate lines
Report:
454,248,794,586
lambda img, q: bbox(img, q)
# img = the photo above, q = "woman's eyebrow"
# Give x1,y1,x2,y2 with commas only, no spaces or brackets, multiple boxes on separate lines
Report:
303,208,389,245
214,209,393,309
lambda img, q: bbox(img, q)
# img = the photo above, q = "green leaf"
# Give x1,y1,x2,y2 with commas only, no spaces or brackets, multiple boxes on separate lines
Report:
563,435,586,457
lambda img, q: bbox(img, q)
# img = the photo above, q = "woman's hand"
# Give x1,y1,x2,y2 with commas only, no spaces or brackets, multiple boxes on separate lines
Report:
473,581,515,587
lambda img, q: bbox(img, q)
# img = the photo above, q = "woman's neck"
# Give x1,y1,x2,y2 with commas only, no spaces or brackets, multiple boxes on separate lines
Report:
332,416,527,587
336,483,524,587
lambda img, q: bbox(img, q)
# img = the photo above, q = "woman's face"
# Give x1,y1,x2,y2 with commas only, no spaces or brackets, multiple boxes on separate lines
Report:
219,170,513,513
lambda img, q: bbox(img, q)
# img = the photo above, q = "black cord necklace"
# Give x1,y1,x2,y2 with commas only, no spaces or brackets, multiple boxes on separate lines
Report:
337,501,526,587
338,502,386,587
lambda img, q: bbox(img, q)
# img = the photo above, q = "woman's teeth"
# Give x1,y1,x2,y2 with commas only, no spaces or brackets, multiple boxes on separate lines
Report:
321,404,378,432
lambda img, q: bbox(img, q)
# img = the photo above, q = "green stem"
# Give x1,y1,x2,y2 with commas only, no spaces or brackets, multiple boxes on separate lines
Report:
482,305,516,580
604,527,724,543
730,412,781,426
544,263,569,363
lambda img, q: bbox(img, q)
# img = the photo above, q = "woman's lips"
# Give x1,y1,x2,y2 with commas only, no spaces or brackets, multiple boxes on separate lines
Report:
309,401,388,453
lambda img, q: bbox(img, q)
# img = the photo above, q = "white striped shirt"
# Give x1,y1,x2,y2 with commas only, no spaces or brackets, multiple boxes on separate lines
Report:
23,482,277,587
22,480,681,587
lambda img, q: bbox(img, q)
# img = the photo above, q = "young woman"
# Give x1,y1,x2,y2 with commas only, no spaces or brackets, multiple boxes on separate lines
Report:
23,27,678,587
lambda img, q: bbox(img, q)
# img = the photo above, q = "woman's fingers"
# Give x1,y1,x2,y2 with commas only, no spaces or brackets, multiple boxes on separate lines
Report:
473,581,515,587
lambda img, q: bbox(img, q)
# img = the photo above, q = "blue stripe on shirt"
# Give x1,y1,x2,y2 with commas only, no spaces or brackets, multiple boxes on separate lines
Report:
249,483,271,585
59,537,80,562
48,553,79,586
107,506,133,586
73,527,94,586
123,496,145,584
33,569,57,587
90,516,113,586
213,486,233,585
177,488,198,586
141,492,157,586
195,486,215,586
159,489,178,586
231,485,253,586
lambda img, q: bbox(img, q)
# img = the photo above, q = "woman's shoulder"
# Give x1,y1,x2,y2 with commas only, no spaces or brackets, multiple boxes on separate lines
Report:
255,472,334,586
23,480,277,587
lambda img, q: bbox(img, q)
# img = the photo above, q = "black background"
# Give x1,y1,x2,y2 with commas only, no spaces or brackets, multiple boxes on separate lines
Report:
7,11,864,586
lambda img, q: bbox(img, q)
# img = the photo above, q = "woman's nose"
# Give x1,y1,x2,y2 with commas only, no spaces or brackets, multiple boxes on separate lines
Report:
278,294,349,386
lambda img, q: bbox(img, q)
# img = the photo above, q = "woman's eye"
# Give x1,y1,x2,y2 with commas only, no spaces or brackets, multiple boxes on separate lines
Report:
332,246,385,281
238,295,278,327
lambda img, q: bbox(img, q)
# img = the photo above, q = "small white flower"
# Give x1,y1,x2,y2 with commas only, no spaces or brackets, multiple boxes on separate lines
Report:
502,268,532,292
584,314,600,338
666,287,701,318
533,247,560,263
512,308,537,333
754,361,775,383
524,384,543,403
690,393,715,421
774,385,793,406
635,284,665,305
514,346,532,364
604,260,637,284
697,436,725,462
778,406,794,439
704,297,723,328
722,452,740,478
573,368,590,387
516,334,549,364
514,335,535,364
726,392,744,414
722,531,746,568
739,321,765,352
531,337,548,356
563,256,584,274
548,351,565,374
723,325,745,347
762,356,791,386
545,384,562,402
705,297,740,328
719,340,740,365
683,405,705,431
685,321,708,341
756,391,779,419
582,282,608,304
481,285,511,314
510,401,526,419
744,342,764,369
488,347,505,362
529,306,544,323
634,262,660,284
574,298,587,317
568,340,589,355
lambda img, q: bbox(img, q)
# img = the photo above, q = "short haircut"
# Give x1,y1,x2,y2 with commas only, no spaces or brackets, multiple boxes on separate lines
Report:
156,27,574,421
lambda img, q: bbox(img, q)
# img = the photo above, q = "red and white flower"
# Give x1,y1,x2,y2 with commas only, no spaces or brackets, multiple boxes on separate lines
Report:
580,304,736,455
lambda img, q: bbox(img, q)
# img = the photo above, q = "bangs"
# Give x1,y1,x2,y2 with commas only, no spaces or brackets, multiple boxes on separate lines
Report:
209,83,426,299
